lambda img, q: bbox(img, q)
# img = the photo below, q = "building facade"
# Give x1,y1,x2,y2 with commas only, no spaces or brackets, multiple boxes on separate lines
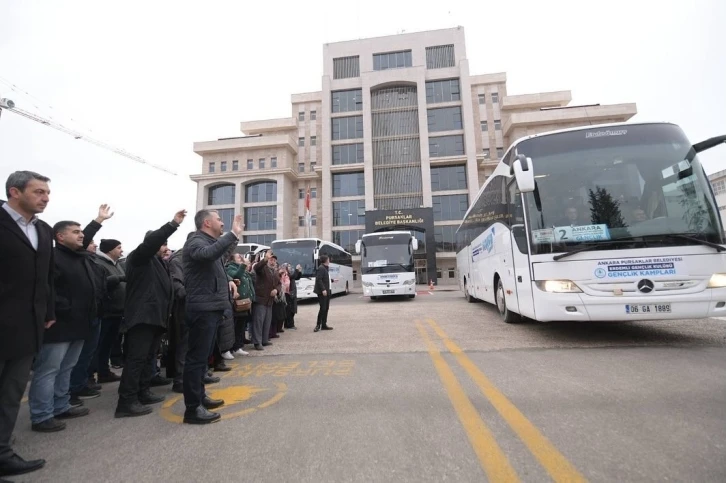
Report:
709,169,726,232
191,27,637,285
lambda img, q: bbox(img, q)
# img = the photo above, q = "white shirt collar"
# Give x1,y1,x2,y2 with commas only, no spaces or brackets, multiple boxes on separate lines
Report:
2,202,39,225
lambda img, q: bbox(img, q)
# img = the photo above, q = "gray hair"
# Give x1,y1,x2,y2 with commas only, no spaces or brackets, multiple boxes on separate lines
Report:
194,209,218,230
5,171,50,197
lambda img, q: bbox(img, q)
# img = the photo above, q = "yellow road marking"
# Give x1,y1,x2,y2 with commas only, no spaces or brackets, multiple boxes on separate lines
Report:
427,319,587,483
415,321,519,482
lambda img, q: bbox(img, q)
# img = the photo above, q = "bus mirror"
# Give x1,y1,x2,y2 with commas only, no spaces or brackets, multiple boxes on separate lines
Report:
512,154,535,193
313,248,319,260
355,240,361,254
412,237,419,251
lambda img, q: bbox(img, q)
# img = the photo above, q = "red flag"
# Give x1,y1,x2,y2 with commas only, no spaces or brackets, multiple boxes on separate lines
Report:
305,187,311,212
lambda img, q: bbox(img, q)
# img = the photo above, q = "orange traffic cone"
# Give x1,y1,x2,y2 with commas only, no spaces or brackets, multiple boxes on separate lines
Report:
429,280,434,290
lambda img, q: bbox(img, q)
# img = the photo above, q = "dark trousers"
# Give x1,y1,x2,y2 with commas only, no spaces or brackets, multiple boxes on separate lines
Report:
284,294,295,328
117,324,163,406
70,318,101,393
0,355,34,462
316,294,330,328
232,314,249,351
170,310,188,386
183,310,222,411
93,316,122,376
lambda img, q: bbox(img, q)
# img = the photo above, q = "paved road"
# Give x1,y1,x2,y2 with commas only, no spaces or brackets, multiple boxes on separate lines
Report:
11,290,726,482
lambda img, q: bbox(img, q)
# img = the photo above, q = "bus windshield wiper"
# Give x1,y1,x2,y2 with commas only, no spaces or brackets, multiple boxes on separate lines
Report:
552,241,639,261
659,234,725,252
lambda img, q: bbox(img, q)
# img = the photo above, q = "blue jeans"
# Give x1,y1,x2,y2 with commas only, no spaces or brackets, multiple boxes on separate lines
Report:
28,340,85,424
70,318,101,394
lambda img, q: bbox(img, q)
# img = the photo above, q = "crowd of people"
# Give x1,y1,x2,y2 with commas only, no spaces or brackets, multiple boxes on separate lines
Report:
0,170,335,480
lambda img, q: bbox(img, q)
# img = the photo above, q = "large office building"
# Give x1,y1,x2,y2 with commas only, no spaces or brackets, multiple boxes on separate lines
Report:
191,27,637,285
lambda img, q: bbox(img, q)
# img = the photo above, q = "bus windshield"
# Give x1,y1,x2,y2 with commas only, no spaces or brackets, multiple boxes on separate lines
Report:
360,234,413,274
271,240,317,277
518,123,724,255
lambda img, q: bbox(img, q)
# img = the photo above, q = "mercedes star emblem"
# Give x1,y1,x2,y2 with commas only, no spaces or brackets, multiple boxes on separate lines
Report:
637,279,655,293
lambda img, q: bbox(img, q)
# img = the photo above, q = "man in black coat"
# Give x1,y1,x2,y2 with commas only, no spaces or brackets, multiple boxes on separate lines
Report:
181,209,243,424
0,171,53,478
115,210,186,418
313,255,334,332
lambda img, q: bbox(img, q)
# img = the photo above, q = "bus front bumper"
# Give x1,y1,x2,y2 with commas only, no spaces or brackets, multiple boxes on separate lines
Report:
531,287,726,322
363,285,415,297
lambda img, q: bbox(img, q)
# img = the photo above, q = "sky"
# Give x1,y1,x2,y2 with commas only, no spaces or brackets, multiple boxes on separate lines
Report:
1,0,724,251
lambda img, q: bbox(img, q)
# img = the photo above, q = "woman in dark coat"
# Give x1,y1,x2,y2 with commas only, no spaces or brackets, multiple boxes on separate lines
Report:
283,263,302,330
225,253,255,356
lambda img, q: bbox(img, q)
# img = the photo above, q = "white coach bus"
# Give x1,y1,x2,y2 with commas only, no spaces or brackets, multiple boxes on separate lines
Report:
355,231,418,299
271,238,353,300
456,122,726,323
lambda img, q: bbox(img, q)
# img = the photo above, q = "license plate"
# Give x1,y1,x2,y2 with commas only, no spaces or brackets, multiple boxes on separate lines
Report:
625,304,671,314
382,290,395,294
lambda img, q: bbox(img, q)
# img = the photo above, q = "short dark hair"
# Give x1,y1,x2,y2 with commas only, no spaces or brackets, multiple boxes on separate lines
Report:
319,255,329,264
194,209,218,230
53,221,81,239
6,171,50,197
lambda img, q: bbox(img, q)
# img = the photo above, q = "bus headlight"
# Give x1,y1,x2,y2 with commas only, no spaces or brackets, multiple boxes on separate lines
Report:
403,279,415,285
535,280,583,293
362,281,374,287
707,273,726,288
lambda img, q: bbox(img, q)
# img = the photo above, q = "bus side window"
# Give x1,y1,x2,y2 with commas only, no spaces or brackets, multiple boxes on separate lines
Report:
508,181,527,254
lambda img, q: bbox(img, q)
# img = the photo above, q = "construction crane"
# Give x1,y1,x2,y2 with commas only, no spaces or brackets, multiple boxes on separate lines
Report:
0,97,177,176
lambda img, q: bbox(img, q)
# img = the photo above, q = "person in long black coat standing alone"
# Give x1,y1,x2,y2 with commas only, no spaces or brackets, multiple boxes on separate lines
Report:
0,171,53,478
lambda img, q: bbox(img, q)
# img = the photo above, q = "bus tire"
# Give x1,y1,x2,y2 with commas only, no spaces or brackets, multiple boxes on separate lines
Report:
408,294,416,299
464,278,474,303
496,277,521,324
345,281,349,295
371,296,378,300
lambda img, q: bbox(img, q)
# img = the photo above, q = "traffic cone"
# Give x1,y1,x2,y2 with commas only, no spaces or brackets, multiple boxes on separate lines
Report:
429,280,434,291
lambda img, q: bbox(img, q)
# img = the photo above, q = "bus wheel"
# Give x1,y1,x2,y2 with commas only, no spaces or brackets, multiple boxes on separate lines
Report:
464,279,474,303
496,278,521,324
345,282,349,295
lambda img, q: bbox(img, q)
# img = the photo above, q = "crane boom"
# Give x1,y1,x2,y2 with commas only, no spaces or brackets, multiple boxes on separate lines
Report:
0,105,177,176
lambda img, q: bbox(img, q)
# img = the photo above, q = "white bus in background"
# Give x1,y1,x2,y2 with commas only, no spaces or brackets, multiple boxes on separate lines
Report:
456,122,726,323
271,238,353,300
233,242,269,257
355,231,418,299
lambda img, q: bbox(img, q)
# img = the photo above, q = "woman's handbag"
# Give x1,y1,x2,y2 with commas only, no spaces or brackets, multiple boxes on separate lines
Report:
234,297,252,313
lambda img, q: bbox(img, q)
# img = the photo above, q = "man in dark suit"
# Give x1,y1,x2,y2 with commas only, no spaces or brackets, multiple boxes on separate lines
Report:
313,255,334,332
0,171,53,478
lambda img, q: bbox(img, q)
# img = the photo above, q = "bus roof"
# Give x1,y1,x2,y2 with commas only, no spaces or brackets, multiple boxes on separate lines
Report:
362,231,414,238
272,237,351,254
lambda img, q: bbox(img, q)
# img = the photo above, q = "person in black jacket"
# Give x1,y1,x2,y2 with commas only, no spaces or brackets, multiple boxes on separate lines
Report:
313,255,334,332
0,171,53,478
181,209,243,425
114,210,186,418
27,210,108,432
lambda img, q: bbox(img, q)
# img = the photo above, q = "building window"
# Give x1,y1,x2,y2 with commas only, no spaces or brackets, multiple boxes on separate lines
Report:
209,162,215,173
494,119,501,130
332,89,363,113
271,157,277,168
448,268,456,278
333,172,365,197
433,194,469,221
247,159,253,170
332,116,364,140
311,136,317,146
299,188,305,199
208,184,235,205
436,268,442,279
298,163,305,173
244,234,275,246
480,121,488,131
259,158,265,169
425,44,455,69
232,160,239,171
333,55,360,79
496,147,504,159
220,161,227,172
298,216,305,227
298,111,305,121
245,181,277,203
311,188,317,198
431,165,467,191
434,225,457,252
429,135,465,157
373,50,412,71
353,270,357,281
427,106,463,132
712,180,726,195
310,162,316,171
483,148,490,159
216,208,233,233
491,92,499,103
311,215,317,226
333,200,365,226
425,79,460,104
332,143,364,165
244,206,276,231
298,137,305,147
478,94,486,104
332,229,365,253
310,110,317,120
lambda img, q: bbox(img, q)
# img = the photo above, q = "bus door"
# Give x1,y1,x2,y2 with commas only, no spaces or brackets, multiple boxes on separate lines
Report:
508,181,535,319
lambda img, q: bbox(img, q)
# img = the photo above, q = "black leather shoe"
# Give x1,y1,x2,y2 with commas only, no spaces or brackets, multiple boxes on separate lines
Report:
183,406,221,425
203,375,220,384
314,325,321,332
139,390,165,405
321,325,334,330
55,406,90,419
114,401,153,418
202,397,225,410
171,383,184,393
213,364,232,372
0,453,46,477
31,418,66,433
